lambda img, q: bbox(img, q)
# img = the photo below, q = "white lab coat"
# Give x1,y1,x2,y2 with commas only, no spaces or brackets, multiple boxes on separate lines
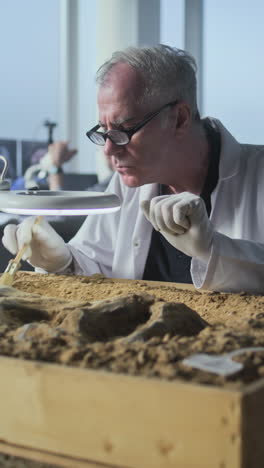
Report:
68,119,264,293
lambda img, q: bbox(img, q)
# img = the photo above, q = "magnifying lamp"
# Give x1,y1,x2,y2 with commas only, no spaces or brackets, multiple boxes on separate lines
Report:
0,155,121,216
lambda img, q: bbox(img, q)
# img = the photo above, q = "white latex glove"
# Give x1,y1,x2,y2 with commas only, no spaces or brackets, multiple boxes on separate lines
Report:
2,216,72,272
141,192,214,262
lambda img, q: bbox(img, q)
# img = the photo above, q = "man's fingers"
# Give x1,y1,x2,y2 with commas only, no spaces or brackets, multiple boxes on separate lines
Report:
172,203,190,231
142,199,169,232
155,198,190,233
2,224,19,255
16,217,38,247
2,216,41,260
141,195,191,234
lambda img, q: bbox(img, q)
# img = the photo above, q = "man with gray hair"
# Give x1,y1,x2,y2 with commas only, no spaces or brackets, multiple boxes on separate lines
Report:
3,44,264,293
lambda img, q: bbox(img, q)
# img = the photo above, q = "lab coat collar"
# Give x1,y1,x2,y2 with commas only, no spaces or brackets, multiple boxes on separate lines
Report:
206,118,241,180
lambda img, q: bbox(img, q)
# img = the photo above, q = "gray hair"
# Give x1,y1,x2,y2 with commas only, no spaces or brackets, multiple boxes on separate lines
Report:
96,44,199,118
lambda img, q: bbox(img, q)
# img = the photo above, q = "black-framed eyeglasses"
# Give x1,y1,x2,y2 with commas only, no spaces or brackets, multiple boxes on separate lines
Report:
86,99,178,146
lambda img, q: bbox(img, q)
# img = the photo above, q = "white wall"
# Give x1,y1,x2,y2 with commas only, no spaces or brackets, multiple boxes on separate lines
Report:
203,0,264,143
0,0,60,142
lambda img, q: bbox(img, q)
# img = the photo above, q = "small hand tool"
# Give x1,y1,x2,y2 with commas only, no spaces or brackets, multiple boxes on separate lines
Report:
0,216,42,286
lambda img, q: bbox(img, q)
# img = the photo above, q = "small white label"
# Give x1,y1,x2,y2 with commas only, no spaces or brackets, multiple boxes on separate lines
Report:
182,347,264,376
182,354,243,376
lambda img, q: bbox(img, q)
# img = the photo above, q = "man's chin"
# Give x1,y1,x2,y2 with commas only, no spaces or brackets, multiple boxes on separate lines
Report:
120,174,142,188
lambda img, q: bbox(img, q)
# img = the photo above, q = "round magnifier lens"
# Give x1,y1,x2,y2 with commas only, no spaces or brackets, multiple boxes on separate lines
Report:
0,190,121,216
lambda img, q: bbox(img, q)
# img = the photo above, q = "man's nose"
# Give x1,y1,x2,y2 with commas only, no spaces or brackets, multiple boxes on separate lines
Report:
103,137,124,157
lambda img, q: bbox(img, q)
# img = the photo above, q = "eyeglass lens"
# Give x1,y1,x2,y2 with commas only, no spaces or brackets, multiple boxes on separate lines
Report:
88,99,178,146
90,129,130,146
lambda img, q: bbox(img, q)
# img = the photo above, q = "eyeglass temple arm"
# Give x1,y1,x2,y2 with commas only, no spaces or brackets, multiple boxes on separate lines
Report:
126,100,178,137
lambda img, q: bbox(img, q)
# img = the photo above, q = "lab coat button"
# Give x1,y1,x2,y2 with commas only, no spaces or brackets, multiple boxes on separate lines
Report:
133,239,140,247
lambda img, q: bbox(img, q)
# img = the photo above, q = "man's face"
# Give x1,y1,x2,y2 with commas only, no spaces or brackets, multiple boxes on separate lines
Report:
97,63,176,188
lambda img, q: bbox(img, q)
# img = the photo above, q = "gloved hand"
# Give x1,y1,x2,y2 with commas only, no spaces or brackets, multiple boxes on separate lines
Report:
2,216,72,272
141,192,214,262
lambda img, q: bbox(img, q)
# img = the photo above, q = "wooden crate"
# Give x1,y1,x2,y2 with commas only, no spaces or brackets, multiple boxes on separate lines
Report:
0,354,263,468
0,277,263,468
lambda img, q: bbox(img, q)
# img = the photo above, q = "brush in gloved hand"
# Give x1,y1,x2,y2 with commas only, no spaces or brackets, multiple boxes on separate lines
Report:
0,216,43,286
2,215,72,273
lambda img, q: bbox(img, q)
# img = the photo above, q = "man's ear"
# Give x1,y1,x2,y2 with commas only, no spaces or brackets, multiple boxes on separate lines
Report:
173,102,192,136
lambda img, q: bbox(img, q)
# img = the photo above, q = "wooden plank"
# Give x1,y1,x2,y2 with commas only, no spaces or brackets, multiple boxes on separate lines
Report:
241,378,264,468
0,355,241,468
0,442,118,468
